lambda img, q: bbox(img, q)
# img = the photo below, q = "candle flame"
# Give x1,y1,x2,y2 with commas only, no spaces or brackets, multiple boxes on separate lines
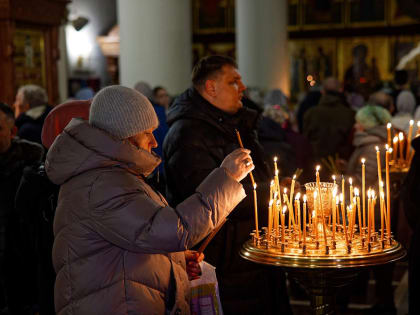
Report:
253,183,257,190
269,199,273,206
282,205,287,214
303,194,307,202
347,205,352,211
361,158,366,164
354,187,359,196
314,190,317,198
353,197,356,204
371,190,376,199
375,146,379,152
380,191,385,199
389,148,393,153
274,192,278,199
340,193,343,202
379,181,384,187
387,122,392,129
316,165,320,171
283,188,287,194
275,169,279,176
332,187,337,197
385,144,389,150
417,121,420,128
312,210,315,217
399,132,404,141
367,189,371,198
270,180,274,186
293,174,296,180
410,120,414,126
332,175,336,180
295,192,301,200
274,156,278,162
276,199,281,206
393,136,398,143
336,196,340,204
349,177,353,185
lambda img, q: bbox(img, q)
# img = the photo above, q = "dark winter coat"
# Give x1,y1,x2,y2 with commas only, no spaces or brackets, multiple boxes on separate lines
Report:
46,118,245,315
163,88,292,315
16,105,52,144
303,92,355,161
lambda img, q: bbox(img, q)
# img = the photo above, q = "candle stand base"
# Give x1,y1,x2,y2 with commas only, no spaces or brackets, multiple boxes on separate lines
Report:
240,239,406,315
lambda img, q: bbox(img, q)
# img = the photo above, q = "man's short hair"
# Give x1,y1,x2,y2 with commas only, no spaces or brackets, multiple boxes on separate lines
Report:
153,86,165,97
192,55,237,89
322,77,341,93
0,102,15,124
18,84,48,108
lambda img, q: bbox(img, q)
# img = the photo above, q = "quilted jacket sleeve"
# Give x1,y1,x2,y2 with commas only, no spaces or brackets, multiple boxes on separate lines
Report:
88,167,246,254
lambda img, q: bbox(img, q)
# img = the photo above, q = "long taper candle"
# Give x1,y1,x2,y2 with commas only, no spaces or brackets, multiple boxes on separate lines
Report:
361,158,366,230
303,195,307,248
407,120,414,161
281,204,286,242
386,148,391,239
393,136,398,161
253,184,259,238
387,122,392,147
340,194,349,247
295,193,301,237
399,132,404,161
355,188,362,235
268,200,273,237
349,177,354,203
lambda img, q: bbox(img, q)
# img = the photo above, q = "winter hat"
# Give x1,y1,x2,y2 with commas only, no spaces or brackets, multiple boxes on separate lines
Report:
355,105,392,130
41,99,91,149
396,90,416,115
89,85,158,139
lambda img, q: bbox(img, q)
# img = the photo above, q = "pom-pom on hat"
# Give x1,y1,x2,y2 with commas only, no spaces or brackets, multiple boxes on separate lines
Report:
89,85,158,139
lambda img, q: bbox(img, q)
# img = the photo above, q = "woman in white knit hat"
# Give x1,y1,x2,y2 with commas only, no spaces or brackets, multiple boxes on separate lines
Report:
45,85,254,315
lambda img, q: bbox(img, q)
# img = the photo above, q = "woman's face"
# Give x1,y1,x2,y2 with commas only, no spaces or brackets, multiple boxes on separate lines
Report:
127,127,158,153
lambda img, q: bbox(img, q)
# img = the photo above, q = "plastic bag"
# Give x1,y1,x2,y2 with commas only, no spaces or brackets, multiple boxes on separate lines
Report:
190,261,223,315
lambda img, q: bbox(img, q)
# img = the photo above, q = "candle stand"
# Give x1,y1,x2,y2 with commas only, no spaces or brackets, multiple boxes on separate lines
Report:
240,233,406,315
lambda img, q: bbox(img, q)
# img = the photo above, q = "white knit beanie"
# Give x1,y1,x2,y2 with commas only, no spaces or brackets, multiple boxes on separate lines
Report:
89,85,158,139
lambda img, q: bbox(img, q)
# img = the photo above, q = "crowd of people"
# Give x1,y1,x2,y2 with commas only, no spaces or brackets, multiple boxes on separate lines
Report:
1,55,420,315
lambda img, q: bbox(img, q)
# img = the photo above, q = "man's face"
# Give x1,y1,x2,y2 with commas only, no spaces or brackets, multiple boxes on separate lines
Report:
13,91,28,117
211,65,246,114
127,127,158,153
0,112,14,154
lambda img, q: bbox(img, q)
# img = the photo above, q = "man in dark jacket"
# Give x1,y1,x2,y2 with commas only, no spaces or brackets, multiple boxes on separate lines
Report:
163,55,292,314
13,84,52,144
303,77,355,164
0,103,44,314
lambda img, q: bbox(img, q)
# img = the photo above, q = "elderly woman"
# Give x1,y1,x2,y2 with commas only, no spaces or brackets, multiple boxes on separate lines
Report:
347,104,392,187
46,86,253,315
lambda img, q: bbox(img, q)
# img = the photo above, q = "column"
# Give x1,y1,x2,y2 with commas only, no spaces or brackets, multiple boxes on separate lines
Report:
236,0,289,95
117,0,192,94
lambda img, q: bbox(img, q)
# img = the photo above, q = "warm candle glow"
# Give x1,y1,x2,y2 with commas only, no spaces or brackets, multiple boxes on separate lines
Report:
284,188,287,194
316,165,320,172
303,195,307,203
332,175,336,181
332,187,337,197
375,146,379,152
399,132,404,141
270,180,274,187
295,192,301,200
410,120,414,126
254,183,257,190
393,136,398,144
340,193,343,203
354,187,359,196
349,177,353,185
387,123,392,129
274,156,278,162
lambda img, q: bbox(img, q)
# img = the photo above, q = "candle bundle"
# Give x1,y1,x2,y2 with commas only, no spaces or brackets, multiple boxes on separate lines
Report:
249,150,395,256
386,121,418,171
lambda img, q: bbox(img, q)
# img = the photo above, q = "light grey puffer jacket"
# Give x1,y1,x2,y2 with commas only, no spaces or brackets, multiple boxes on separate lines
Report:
45,118,246,315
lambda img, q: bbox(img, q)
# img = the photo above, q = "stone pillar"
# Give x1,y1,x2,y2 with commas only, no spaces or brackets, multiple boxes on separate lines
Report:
236,0,289,96
117,0,192,94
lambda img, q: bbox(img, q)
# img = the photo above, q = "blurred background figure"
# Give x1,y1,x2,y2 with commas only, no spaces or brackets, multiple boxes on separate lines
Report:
391,90,416,133
152,86,171,110
13,85,52,144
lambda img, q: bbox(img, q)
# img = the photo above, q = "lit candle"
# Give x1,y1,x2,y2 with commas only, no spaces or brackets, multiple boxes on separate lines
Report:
393,136,398,161
387,122,392,147
284,188,295,228
347,205,353,241
417,121,420,135
274,169,280,200
340,193,349,247
361,158,366,230
274,196,280,236
407,120,414,161
295,193,301,233
399,132,404,161
386,148,391,238
355,188,362,235
303,195,307,247
290,174,297,219
349,177,353,203
333,194,338,242
269,180,274,202
332,175,336,186
380,190,385,242
268,200,273,237
253,184,259,238
341,175,345,211
281,204,286,242
375,146,383,189
314,190,318,242
371,190,377,234
273,156,278,174
367,189,372,241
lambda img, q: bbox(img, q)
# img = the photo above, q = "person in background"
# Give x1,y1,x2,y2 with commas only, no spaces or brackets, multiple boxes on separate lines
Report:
0,103,44,314
391,90,416,133
164,55,292,314
46,85,252,314
391,70,410,107
347,105,391,187
13,85,52,145
368,91,395,114
153,86,171,110
15,100,91,315
303,77,355,166
296,89,322,133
